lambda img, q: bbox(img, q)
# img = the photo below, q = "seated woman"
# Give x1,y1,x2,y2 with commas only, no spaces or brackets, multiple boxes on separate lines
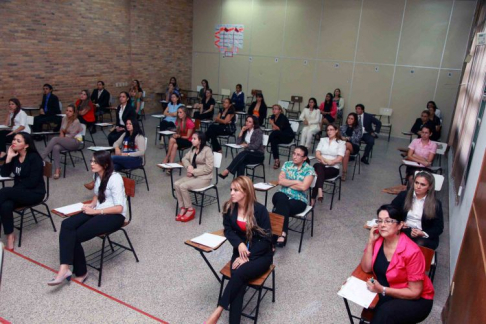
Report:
161,107,195,172
319,92,337,127
340,112,362,181
231,84,245,112
361,204,434,324
427,100,441,119
205,98,236,152
107,91,137,146
411,110,434,138
405,125,437,184
247,92,267,127
391,171,443,250
175,131,214,223
129,87,141,115
40,104,83,179
132,79,144,101
49,151,126,286
299,97,321,150
0,98,30,159
112,119,145,171
197,79,209,101
159,93,182,143
428,104,441,141
218,116,264,179
312,124,345,203
0,133,45,251
206,176,272,324
168,76,180,94
272,145,315,247
193,89,216,129
75,90,96,133
269,104,294,169
333,88,345,121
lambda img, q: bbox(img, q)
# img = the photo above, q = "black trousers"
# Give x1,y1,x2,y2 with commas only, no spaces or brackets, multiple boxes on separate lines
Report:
33,115,62,132
0,187,44,235
206,124,232,152
227,151,264,177
108,129,124,146
269,131,293,159
371,297,433,324
0,130,15,153
312,163,339,199
219,252,273,324
59,212,125,276
272,191,307,233
194,111,213,120
361,133,375,160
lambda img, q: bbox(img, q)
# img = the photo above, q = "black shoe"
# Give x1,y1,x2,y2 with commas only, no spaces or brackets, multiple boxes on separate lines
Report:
218,173,229,180
361,157,369,165
276,235,287,247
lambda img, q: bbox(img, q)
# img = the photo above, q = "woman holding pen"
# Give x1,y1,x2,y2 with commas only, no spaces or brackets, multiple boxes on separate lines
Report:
206,176,272,324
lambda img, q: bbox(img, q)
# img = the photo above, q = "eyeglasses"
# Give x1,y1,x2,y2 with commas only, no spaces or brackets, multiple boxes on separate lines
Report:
375,219,399,225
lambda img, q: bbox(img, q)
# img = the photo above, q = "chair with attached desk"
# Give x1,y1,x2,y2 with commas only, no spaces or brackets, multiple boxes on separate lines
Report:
287,95,303,119
218,212,284,324
28,116,60,147
59,124,89,178
1,162,57,247
245,134,269,182
119,137,149,191
378,108,393,142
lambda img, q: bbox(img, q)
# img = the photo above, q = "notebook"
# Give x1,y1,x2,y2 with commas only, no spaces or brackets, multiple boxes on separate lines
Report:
338,276,377,309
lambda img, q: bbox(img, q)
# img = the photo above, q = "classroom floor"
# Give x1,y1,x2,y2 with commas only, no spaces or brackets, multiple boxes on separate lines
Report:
0,115,448,324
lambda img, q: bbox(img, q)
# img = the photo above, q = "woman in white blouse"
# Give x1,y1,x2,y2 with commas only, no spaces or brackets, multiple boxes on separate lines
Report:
49,151,127,286
299,98,321,150
312,124,345,204
0,98,30,159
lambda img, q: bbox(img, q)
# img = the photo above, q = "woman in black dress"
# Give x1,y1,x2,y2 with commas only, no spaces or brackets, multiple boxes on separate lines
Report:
205,98,236,152
268,104,294,169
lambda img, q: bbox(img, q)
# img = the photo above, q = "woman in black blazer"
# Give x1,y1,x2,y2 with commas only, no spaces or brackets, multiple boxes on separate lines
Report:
206,176,272,324
107,91,137,146
0,132,45,250
247,92,267,127
391,171,443,250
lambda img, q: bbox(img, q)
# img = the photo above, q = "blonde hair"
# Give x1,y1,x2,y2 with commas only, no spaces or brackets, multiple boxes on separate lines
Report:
176,107,189,134
223,176,268,244
63,104,78,131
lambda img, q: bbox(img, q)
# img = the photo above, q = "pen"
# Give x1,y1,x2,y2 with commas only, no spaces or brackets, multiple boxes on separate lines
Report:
370,277,375,284
247,242,250,250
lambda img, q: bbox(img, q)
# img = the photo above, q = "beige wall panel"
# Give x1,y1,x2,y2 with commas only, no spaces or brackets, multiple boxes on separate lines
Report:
279,59,316,103
221,0,253,56
313,61,353,104
283,0,322,58
441,1,476,69
193,0,222,53
348,64,394,116
248,56,282,106
318,0,361,61
219,55,251,94
250,0,286,57
397,0,452,67
192,53,220,92
434,70,461,140
390,67,439,138
356,0,405,64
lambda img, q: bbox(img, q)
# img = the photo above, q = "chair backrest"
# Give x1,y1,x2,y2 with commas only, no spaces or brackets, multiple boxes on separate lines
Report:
269,212,284,236
291,95,303,103
419,245,434,273
290,120,299,133
379,108,393,117
27,115,34,126
432,141,447,155
278,100,290,110
123,177,136,198
213,152,222,169
44,161,52,178
140,91,146,110
59,101,63,111
262,134,269,146
414,171,444,191
79,124,87,137
221,88,231,97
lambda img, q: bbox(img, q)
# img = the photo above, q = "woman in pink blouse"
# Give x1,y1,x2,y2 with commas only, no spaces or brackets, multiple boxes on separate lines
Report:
405,125,437,185
319,92,337,127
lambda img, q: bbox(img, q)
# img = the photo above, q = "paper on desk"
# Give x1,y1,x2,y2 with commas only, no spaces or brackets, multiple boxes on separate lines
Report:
338,276,377,309
158,130,176,135
152,114,165,118
0,176,13,181
254,182,275,190
158,163,183,168
95,123,113,127
0,125,11,129
402,160,426,168
225,143,243,149
191,233,227,249
54,202,83,215
88,146,114,151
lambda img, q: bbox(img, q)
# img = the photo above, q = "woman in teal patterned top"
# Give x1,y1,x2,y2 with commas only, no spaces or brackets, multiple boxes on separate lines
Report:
271,145,315,247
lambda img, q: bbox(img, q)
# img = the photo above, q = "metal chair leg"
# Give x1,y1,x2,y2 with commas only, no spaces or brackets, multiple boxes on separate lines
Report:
121,228,139,262
98,236,107,287
198,193,205,225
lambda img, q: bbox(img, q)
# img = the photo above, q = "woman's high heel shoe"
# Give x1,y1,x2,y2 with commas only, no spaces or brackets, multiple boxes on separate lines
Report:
53,168,61,180
176,208,187,221
48,270,73,286
218,173,228,180
317,196,323,203
181,208,196,222
276,235,287,247
76,272,89,283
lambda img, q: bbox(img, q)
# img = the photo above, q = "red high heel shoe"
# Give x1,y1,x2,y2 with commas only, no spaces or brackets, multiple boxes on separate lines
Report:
176,208,187,221
181,208,195,222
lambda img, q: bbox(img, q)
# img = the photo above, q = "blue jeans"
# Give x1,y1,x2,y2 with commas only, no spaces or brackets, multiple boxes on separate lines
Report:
112,155,143,171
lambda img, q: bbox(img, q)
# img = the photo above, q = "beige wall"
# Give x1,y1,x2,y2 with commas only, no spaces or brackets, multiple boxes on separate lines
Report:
192,0,475,139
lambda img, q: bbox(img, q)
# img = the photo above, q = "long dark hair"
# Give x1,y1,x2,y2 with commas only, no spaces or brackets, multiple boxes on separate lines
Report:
404,171,437,220
306,97,318,109
77,89,90,111
192,131,207,151
16,132,40,156
347,112,359,128
323,92,334,112
133,79,143,93
126,118,144,143
201,79,209,90
9,98,22,127
93,151,114,204
255,92,266,107
169,77,178,88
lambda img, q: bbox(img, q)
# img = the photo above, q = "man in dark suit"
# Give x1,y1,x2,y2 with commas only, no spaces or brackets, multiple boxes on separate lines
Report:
107,91,137,145
355,104,381,164
91,81,111,124
33,83,62,132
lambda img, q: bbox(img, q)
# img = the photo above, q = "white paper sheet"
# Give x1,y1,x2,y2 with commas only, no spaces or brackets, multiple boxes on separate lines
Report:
225,143,243,149
88,146,114,151
95,123,113,127
254,182,276,190
338,276,377,309
152,114,165,118
0,176,13,181
158,163,183,168
0,125,11,129
402,159,423,167
190,233,227,249
54,202,83,215
158,131,176,135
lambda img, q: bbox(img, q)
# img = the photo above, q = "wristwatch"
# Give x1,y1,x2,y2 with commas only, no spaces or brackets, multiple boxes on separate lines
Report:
382,287,387,296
